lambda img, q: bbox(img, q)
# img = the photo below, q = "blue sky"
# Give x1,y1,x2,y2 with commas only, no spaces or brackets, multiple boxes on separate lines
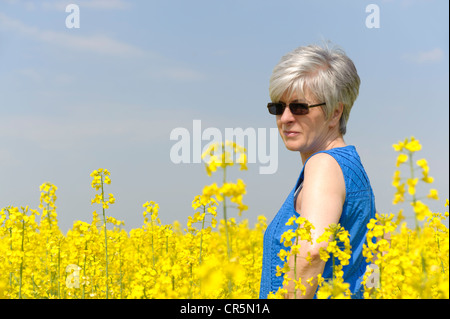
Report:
0,0,448,232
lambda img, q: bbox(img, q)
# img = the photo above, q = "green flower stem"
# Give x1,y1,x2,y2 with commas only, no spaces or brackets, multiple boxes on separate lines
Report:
19,216,25,299
199,205,206,264
293,237,298,299
57,238,61,298
407,151,419,231
82,241,87,299
101,175,109,299
223,164,231,259
407,150,427,289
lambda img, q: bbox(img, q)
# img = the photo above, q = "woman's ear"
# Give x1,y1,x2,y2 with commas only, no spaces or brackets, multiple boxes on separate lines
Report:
329,103,344,128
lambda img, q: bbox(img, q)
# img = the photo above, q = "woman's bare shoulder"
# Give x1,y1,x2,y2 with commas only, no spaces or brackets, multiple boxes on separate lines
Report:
304,152,341,175
303,152,345,195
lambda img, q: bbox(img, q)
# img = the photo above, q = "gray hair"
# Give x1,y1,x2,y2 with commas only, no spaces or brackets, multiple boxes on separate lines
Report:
269,44,360,135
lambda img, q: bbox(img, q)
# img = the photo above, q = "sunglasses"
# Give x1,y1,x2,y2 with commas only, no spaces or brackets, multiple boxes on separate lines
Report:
267,101,326,115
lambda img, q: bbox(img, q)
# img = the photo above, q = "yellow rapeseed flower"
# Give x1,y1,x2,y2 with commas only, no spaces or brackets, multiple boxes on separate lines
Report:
406,178,418,196
392,139,407,152
411,200,432,221
396,154,408,167
404,136,422,152
427,189,439,200
392,170,401,187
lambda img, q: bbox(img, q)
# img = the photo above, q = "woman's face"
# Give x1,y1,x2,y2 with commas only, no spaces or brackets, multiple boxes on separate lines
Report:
276,89,334,158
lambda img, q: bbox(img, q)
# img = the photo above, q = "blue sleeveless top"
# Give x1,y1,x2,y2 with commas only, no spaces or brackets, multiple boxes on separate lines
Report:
259,145,376,299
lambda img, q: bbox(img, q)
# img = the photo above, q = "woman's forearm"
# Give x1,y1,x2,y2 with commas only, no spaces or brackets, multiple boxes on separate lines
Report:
284,254,326,299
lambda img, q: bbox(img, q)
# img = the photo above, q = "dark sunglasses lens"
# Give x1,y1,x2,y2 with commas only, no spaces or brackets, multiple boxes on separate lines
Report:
290,103,309,115
268,103,283,115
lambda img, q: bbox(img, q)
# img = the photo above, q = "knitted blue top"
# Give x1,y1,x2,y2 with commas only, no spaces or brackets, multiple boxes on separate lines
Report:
259,145,376,299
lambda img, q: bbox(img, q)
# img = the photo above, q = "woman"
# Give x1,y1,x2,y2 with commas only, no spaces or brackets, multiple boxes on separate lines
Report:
259,44,376,299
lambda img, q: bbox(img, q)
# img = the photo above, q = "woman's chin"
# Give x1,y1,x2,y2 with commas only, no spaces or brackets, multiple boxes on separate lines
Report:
283,141,301,152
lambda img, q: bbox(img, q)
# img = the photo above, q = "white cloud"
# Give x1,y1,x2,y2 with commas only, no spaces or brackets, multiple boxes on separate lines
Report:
79,0,130,10
403,48,444,64
160,67,207,81
0,106,193,151
382,0,435,7
0,13,205,80
6,0,130,11
14,67,75,87
0,12,145,58
16,68,43,82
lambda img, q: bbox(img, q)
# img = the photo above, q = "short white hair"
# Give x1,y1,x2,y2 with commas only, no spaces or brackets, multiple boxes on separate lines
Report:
269,43,360,135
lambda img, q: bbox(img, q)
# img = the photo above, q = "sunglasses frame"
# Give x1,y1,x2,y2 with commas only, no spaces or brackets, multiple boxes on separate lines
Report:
267,101,326,115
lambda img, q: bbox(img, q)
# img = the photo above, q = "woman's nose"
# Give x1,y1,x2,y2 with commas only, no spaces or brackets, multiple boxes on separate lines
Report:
278,105,295,124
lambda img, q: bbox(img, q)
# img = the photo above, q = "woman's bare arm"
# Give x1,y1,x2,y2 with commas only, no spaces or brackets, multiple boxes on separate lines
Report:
284,153,346,299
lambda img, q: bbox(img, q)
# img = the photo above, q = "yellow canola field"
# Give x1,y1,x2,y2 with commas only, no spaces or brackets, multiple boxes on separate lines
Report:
0,138,448,299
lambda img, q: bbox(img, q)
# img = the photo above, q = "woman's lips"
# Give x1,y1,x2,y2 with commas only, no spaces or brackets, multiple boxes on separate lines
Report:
283,131,300,137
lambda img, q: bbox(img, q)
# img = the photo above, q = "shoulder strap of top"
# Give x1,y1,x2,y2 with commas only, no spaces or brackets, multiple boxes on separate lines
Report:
320,146,370,191
296,146,370,193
